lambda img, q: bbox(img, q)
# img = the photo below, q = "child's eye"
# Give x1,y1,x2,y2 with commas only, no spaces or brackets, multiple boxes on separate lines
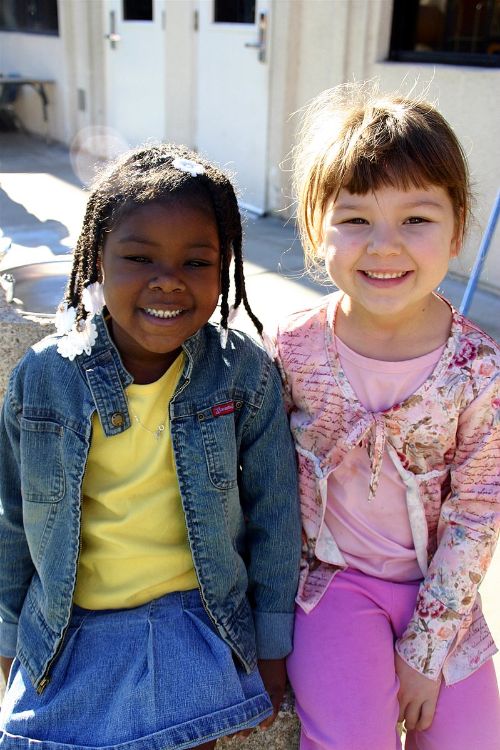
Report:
405,217,428,224
186,259,213,268
344,217,368,225
125,255,150,263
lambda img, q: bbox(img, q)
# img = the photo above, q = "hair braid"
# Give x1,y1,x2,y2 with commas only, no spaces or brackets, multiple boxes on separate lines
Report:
64,193,102,316
199,170,263,335
233,240,263,335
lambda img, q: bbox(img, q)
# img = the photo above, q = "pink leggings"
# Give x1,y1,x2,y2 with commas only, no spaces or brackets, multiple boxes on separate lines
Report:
287,569,500,750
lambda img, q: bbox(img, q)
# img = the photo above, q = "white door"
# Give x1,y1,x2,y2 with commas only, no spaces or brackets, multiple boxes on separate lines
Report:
196,0,271,214
103,0,166,147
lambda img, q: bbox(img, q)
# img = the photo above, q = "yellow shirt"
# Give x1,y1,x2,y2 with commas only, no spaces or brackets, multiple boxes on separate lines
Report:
74,353,198,609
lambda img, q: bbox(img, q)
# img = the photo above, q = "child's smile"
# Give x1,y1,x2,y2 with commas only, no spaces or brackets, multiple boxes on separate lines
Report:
359,269,412,285
101,200,221,383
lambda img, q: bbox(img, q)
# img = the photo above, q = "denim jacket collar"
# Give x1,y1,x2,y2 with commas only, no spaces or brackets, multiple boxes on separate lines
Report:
75,313,208,437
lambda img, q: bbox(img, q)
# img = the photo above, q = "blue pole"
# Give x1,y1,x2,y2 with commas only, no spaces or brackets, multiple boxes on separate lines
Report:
460,190,500,315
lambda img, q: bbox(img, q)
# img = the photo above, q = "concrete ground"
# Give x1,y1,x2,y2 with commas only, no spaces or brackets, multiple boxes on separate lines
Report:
0,131,499,695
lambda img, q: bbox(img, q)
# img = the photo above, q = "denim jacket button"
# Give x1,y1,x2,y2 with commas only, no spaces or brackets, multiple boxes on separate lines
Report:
235,401,243,409
198,413,205,421
111,412,125,427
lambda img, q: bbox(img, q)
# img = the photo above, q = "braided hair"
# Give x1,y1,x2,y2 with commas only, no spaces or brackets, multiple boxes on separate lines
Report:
64,143,262,336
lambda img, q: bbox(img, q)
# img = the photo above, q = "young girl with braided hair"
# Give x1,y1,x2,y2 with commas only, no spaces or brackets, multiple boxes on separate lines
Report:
275,84,500,749
0,143,301,749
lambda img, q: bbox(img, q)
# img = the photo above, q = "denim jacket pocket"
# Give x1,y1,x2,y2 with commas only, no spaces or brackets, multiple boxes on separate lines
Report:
20,418,66,503
197,404,242,490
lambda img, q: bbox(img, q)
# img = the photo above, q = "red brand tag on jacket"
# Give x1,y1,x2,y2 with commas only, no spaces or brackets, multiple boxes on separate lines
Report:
212,401,235,417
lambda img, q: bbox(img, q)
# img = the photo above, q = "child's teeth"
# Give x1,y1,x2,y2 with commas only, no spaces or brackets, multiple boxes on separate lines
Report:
365,271,407,279
145,308,182,318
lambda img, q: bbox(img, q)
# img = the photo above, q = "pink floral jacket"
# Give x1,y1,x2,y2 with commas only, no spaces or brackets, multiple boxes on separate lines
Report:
275,293,500,685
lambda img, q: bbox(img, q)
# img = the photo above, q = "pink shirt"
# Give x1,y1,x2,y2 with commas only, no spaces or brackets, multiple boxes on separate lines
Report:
325,337,444,582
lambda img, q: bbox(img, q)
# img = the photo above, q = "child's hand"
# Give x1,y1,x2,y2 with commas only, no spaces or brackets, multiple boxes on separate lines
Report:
227,658,286,740
257,657,286,728
0,656,13,683
395,652,442,731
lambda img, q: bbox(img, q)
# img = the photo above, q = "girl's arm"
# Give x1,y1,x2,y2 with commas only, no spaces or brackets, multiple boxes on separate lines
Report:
0,384,35,660
236,359,301,729
396,374,500,681
239,360,302,660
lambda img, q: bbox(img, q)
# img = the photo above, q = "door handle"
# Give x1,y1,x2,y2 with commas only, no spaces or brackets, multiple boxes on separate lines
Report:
105,11,121,49
244,11,267,62
104,33,121,43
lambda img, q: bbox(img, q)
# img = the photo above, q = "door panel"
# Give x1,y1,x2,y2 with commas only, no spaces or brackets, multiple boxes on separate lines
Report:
103,0,166,148
196,0,271,214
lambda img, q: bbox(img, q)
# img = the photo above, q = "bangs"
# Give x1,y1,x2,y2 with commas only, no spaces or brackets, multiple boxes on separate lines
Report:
342,149,446,196
339,107,465,198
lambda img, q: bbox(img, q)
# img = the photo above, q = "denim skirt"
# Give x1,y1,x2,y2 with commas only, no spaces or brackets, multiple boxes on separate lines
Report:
0,589,272,750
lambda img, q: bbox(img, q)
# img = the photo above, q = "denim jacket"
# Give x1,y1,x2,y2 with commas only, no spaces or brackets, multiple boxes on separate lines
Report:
0,315,301,691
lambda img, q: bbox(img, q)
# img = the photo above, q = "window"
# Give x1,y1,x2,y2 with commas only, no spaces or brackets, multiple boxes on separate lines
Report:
390,0,500,67
0,0,59,35
214,0,255,24
123,0,153,21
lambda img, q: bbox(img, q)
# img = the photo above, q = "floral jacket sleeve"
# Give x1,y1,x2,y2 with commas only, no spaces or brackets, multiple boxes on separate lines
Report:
396,372,500,680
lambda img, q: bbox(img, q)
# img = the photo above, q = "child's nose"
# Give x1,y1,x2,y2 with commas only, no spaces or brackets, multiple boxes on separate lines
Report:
366,225,402,256
148,270,186,293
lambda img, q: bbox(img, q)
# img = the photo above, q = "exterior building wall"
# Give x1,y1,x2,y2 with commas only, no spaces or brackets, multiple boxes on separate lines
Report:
1,0,499,290
0,1,106,144
267,0,396,216
62,0,107,139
